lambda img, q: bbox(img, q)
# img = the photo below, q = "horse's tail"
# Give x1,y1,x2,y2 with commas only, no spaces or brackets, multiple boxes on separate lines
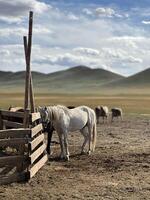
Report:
81,106,97,152
92,120,97,152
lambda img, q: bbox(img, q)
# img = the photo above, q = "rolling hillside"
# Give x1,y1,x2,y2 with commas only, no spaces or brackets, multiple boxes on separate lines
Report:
106,67,150,88
0,66,124,93
1,66,150,94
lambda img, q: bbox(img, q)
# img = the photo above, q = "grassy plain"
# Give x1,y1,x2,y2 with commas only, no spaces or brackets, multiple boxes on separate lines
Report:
1,92,150,114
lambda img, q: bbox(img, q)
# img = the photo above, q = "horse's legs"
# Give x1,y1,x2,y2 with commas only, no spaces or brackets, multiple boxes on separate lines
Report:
103,116,104,123
64,132,70,161
58,133,65,159
47,129,53,155
106,116,108,123
87,125,92,155
120,114,123,121
46,131,53,155
96,116,99,124
46,122,54,155
80,127,88,154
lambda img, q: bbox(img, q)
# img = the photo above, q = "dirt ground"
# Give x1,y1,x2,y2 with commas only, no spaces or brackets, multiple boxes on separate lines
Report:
0,115,150,200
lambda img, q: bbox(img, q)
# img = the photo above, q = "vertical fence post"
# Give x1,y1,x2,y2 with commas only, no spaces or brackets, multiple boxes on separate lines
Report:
0,111,3,130
24,11,35,127
23,36,35,113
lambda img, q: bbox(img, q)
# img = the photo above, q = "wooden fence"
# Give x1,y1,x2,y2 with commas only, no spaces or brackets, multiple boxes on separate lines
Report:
0,109,48,185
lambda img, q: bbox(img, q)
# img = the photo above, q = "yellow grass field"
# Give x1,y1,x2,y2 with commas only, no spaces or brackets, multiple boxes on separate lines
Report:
1,92,150,114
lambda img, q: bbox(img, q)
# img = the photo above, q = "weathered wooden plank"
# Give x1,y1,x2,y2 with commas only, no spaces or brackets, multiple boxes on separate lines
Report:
31,123,43,138
0,111,3,130
0,138,29,148
29,143,46,164
8,107,23,112
0,155,27,167
0,166,14,175
29,154,48,179
0,172,26,185
3,120,23,128
29,133,44,151
30,112,41,123
0,110,24,118
23,109,30,128
0,128,31,139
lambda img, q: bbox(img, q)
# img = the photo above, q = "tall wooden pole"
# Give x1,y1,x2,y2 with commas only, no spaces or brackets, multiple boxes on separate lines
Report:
23,36,35,113
23,11,35,127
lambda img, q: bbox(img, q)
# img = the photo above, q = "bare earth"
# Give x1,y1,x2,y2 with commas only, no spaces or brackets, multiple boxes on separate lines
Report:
0,115,150,200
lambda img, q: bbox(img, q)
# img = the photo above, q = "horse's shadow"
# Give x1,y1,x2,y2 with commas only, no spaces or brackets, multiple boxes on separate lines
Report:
48,152,86,162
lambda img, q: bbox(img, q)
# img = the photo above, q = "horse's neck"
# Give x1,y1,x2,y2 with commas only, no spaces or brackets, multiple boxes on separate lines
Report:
47,106,63,121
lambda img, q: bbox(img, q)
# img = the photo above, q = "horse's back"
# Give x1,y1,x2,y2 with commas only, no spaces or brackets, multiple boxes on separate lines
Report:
68,107,88,131
103,106,109,113
111,108,122,116
76,106,96,123
95,106,109,117
77,105,95,113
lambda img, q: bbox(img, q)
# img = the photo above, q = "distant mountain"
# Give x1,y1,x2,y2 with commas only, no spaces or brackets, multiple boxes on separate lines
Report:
0,66,124,93
45,66,123,84
106,67,150,88
0,71,47,82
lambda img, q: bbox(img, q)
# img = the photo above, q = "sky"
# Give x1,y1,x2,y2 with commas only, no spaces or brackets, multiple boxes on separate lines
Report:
1,0,150,76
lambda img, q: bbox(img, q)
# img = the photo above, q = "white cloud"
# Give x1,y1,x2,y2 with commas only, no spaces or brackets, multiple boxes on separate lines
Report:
37,53,86,66
0,0,50,23
83,7,129,19
127,56,143,63
67,13,79,21
73,47,100,56
0,25,52,37
142,20,150,24
102,48,143,63
95,7,115,17
0,49,10,56
82,8,93,16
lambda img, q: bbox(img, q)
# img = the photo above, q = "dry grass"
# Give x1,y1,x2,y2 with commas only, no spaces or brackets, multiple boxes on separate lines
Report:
1,92,150,114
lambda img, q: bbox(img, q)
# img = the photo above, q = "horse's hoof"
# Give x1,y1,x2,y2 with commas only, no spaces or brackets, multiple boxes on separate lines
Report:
65,156,69,161
88,150,91,155
59,154,65,160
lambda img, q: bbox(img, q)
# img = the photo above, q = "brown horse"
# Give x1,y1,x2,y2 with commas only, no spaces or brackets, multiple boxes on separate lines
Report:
95,106,109,123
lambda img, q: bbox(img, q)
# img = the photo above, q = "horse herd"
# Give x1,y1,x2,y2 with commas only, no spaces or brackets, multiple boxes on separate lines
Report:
8,105,123,161
38,105,123,161
95,106,123,123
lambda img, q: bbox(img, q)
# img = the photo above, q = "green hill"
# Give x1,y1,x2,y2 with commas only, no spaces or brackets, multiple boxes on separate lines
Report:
106,68,150,89
0,66,124,93
1,66,150,95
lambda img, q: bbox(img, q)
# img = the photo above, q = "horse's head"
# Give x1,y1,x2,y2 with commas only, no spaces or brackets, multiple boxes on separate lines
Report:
38,106,49,130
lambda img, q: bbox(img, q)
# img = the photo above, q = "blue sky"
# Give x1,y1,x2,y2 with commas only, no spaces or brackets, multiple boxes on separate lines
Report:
1,0,150,76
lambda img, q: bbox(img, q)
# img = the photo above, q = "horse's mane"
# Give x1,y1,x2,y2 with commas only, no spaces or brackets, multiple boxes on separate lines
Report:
47,105,70,121
57,105,70,114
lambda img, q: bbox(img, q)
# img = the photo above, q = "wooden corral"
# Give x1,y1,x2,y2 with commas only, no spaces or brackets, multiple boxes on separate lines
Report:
0,110,48,185
0,11,48,185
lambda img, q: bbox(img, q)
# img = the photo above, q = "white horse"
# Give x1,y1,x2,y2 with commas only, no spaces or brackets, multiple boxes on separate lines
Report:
39,105,97,161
